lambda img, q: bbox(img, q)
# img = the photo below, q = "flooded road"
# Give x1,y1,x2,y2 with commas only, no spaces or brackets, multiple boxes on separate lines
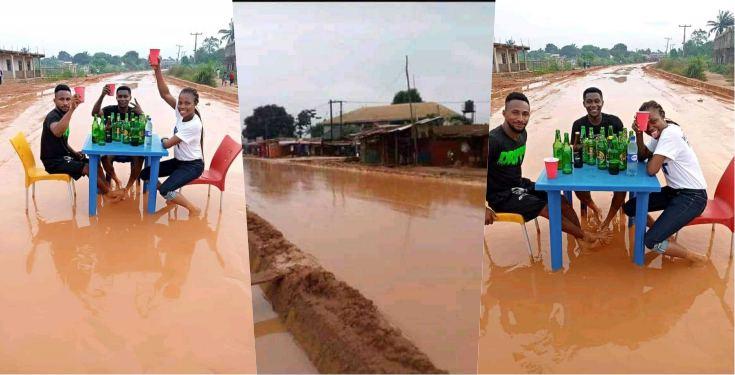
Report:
480,64,734,373
0,72,256,372
243,159,485,373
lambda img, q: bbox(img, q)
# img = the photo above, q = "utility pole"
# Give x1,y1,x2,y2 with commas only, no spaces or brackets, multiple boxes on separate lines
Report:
664,37,672,54
678,24,691,56
329,99,333,142
176,44,183,62
190,32,203,63
405,55,417,164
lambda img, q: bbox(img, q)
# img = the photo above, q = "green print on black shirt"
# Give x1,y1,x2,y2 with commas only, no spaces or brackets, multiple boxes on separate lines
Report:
498,144,526,166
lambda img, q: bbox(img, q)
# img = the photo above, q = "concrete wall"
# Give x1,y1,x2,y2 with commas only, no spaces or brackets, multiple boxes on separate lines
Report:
0,53,42,80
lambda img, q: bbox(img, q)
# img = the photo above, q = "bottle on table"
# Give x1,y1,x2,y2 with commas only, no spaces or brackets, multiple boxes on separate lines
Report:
562,132,573,174
138,115,145,143
573,131,583,168
585,128,596,166
626,133,638,176
104,115,112,143
580,126,588,164
596,134,607,170
144,116,153,147
608,138,619,175
553,129,563,170
122,113,130,144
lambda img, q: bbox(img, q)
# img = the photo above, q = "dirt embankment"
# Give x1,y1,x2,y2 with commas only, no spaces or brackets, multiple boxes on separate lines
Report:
164,75,238,106
247,210,446,374
642,64,734,101
0,73,117,126
491,66,606,110
246,156,487,187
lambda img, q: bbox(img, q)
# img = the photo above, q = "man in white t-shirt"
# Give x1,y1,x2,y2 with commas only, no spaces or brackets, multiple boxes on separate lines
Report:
622,101,708,264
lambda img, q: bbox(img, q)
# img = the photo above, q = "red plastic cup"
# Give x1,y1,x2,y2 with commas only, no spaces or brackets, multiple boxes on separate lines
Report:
73,86,85,102
106,83,115,96
149,49,160,66
544,157,559,179
636,111,650,132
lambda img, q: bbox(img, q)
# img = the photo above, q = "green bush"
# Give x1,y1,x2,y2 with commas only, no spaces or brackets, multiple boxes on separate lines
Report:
167,63,219,87
684,56,707,80
708,63,734,80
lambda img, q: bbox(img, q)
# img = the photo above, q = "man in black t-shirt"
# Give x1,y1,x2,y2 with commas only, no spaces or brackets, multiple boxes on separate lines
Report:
485,92,606,247
91,85,145,193
570,87,627,230
41,84,122,200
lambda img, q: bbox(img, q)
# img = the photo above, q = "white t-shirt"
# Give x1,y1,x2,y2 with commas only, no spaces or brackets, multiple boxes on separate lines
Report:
173,106,203,161
645,123,707,190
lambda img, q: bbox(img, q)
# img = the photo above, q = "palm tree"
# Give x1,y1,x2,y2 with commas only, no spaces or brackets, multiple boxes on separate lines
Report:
219,19,235,45
707,10,734,36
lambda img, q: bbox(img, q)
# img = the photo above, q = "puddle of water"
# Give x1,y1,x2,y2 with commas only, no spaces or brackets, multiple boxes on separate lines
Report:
523,80,550,91
243,159,484,373
0,72,255,372
482,63,734,373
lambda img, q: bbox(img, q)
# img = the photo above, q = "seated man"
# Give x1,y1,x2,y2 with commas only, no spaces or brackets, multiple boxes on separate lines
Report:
40,84,122,200
91,85,145,193
571,87,626,230
485,92,606,247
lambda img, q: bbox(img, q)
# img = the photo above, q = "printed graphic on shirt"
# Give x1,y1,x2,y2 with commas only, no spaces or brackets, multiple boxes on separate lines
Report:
498,145,526,166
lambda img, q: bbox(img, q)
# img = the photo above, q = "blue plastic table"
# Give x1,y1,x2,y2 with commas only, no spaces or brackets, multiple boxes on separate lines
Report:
535,162,661,271
81,135,168,216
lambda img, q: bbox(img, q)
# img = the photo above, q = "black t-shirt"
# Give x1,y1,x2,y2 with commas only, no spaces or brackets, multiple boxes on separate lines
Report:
486,125,527,202
102,105,140,123
40,108,73,163
571,113,624,140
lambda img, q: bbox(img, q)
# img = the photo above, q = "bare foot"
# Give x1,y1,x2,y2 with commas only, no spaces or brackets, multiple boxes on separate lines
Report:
687,252,708,266
188,206,202,217
105,190,124,203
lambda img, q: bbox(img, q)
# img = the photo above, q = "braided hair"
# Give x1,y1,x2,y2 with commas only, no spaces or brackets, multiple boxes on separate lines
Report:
639,100,679,126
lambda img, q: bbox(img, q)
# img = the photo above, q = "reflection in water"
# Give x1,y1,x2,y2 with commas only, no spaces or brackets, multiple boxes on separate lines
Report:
481,64,734,373
244,158,484,374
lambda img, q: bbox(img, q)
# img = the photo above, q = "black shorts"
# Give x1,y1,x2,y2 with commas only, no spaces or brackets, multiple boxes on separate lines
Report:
43,156,89,180
488,179,548,222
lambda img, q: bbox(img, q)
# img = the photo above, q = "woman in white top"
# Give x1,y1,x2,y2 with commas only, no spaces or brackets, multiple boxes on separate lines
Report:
623,100,708,263
139,57,204,215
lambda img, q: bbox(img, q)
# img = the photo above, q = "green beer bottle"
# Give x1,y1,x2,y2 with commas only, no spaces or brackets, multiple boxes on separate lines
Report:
608,138,619,175
619,137,627,170
138,115,145,144
123,113,130,144
585,127,595,165
131,118,139,146
580,126,588,164
596,134,607,169
96,117,105,146
553,129,563,170
562,132,573,174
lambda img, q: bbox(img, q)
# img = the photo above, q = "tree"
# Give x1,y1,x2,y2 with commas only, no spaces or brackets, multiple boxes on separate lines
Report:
559,44,580,58
610,43,628,62
243,105,295,140
202,36,220,55
544,43,559,54
295,109,315,138
505,38,515,45
392,89,423,104
707,10,734,36
58,51,72,61
72,52,91,65
309,123,324,138
219,19,235,45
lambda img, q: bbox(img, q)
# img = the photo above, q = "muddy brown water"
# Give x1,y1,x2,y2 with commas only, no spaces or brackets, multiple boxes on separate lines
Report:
481,64,734,373
0,72,256,372
243,158,485,373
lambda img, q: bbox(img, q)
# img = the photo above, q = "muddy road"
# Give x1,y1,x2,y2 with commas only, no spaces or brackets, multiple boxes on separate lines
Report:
481,64,734,373
243,158,485,373
0,72,256,372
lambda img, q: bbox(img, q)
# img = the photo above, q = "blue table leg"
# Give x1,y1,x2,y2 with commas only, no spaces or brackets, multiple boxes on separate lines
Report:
548,190,563,271
143,157,150,194
89,155,99,216
147,157,160,213
628,191,636,227
634,192,649,266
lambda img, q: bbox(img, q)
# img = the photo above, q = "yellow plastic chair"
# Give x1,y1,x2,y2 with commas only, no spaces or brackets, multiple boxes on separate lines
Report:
9,132,75,211
494,213,541,260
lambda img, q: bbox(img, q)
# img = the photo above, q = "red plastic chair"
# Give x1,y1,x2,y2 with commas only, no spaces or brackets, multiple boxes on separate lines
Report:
185,135,243,210
679,157,734,257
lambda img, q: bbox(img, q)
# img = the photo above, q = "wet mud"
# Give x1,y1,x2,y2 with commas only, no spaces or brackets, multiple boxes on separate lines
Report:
244,158,484,373
481,63,734,373
247,211,445,373
0,72,256,372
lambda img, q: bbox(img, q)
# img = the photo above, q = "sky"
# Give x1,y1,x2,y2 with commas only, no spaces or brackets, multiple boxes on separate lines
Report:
0,0,234,60
234,2,495,127
494,0,734,52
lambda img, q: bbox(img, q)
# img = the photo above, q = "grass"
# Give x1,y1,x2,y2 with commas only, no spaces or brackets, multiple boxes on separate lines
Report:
167,63,219,87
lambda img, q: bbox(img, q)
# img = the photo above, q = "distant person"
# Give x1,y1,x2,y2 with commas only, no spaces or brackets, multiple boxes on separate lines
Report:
221,71,227,87
0,68,3,85
91,85,145,193
485,92,606,247
140,57,204,215
229,71,235,86
40,84,122,201
623,100,707,263
570,87,626,230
